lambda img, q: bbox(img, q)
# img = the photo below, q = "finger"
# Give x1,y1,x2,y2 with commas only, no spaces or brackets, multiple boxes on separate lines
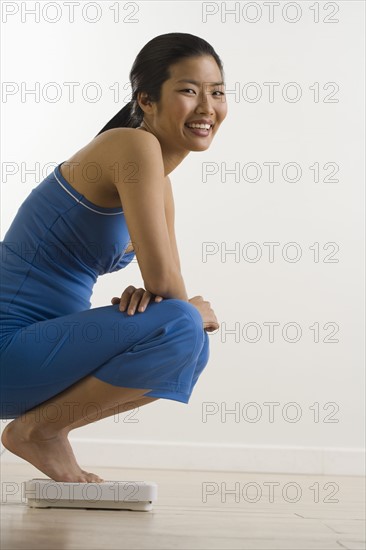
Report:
136,290,155,312
126,288,146,315
203,322,219,332
119,286,136,311
111,297,120,304
133,292,163,314
135,290,162,313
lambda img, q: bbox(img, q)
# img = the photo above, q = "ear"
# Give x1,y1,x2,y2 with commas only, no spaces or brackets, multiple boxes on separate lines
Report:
136,91,154,114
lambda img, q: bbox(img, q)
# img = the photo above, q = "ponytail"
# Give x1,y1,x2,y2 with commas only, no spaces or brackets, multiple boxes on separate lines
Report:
95,99,143,137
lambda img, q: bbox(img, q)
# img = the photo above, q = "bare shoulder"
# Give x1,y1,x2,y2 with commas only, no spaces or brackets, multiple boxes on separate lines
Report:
59,128,166,211
98,128,165,188
100,127,162,158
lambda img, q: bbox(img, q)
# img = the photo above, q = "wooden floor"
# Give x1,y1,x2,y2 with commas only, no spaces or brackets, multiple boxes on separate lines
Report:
0,462,365,549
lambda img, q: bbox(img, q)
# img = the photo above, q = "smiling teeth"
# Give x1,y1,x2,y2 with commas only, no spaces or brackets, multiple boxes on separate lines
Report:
186,123,211,129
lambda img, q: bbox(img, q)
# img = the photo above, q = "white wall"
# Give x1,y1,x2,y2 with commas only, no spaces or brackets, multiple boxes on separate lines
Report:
1,1,364,475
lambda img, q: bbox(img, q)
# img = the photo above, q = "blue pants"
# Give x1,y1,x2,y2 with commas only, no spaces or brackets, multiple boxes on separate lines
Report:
0,299,210,419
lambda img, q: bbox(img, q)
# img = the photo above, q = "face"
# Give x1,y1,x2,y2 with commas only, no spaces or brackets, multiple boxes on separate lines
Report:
140,55,227,152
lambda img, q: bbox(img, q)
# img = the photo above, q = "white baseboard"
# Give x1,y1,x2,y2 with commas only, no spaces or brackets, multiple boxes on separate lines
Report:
1,439,364,476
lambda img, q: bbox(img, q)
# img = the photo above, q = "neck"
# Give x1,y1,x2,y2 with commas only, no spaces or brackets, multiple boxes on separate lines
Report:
136,122,190,177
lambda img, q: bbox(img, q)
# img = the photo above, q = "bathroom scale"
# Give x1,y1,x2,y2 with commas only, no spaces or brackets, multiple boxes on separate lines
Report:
22,478,158,511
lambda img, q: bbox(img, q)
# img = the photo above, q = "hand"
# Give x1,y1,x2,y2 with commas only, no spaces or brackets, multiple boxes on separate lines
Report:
111,285,164,315
189,295,219,333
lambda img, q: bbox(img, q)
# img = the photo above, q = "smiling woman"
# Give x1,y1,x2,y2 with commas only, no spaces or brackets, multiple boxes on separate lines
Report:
95,32,227,142
0,32,225,484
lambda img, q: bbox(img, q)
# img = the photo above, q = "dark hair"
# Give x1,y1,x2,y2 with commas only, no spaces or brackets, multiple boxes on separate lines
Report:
95,32,224,136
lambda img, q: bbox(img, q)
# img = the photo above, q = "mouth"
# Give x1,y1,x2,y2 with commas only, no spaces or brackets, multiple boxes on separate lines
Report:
184,123,214,137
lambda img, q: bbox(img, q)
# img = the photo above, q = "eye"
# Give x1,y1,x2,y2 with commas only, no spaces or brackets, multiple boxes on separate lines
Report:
180,88,225,97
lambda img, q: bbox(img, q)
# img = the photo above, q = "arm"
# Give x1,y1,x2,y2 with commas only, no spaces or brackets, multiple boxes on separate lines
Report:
125,176,181,269
163,175,181,274
112,131,188,301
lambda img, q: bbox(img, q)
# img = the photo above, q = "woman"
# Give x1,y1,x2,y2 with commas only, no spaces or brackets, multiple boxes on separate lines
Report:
0,32,227,482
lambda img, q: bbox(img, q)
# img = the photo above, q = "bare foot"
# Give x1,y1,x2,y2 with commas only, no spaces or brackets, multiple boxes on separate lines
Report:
81,470,105,482
1,421,104,483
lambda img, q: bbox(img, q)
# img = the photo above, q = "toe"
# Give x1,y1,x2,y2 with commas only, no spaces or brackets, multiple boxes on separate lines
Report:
85,471,104,483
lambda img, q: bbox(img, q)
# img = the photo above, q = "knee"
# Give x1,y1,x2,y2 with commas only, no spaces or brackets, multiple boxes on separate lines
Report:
164,299,203,333
166,300,207,363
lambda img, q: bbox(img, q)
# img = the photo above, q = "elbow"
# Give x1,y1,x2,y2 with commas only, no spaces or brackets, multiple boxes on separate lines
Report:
143,267,179,297
144,278,171,298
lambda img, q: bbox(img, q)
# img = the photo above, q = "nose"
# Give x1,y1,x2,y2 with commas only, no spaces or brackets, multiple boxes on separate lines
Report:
195,91,215,115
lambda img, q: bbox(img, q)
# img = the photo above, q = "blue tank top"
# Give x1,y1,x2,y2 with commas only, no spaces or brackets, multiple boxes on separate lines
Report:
0,161,136,343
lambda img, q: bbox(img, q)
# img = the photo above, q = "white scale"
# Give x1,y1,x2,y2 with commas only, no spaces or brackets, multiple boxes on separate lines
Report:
23,478,158,511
